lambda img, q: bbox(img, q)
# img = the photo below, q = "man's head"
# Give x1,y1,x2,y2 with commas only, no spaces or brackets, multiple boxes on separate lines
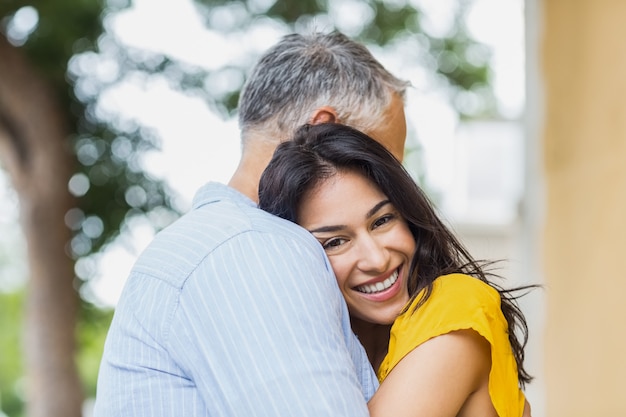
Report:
238,31,409,161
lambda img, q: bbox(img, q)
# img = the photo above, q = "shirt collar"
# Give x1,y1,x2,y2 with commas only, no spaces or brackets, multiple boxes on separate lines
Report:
192,182,257,210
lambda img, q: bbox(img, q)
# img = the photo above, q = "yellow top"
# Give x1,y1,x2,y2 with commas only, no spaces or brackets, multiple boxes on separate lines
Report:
378,273,526,417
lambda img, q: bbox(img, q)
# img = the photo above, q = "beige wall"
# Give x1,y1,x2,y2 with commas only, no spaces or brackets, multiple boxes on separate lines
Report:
541,0,626,415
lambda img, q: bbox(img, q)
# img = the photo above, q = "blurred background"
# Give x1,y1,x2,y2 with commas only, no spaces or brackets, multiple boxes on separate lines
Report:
1,0,624,416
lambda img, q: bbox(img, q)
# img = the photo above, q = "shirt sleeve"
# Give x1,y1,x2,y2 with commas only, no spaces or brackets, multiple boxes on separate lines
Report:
168,229,376,416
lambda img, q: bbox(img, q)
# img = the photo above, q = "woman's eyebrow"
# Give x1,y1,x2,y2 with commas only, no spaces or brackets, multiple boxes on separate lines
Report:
308,224,346,233
308,199,391,233
366,199,391,219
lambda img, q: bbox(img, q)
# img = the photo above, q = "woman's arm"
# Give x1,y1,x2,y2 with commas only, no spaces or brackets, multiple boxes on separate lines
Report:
523,399,532,417
368,329,495,417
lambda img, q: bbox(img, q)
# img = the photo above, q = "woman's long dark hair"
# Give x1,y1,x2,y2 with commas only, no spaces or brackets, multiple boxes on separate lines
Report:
258,122,535,387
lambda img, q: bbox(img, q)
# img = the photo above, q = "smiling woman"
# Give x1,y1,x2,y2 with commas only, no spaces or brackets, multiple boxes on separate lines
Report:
297,170,415,328
258,122,536,417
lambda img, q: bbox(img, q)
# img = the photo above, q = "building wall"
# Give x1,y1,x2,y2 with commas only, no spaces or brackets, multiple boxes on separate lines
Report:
540,0,626,415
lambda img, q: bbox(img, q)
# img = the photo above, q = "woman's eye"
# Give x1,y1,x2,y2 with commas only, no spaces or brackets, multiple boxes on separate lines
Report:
322,238,346,250
373,214,394,229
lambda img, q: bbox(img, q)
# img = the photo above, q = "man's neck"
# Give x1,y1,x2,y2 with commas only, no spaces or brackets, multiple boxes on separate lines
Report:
228,168,260,203
228,137,277,203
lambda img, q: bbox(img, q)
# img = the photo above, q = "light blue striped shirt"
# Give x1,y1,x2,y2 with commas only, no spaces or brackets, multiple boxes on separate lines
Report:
94,182,378,416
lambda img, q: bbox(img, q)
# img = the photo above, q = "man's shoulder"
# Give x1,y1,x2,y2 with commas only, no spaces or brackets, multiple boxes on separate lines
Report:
187,182,316,246
132,183,321,287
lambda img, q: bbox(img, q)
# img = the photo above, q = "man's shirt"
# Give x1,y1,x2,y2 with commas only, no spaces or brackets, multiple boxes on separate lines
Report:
94,182,378,416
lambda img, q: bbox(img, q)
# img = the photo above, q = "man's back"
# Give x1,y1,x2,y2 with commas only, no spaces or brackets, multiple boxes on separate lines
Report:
94,182,377,416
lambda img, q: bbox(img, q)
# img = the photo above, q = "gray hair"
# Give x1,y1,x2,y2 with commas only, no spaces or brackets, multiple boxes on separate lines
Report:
238,31,409,143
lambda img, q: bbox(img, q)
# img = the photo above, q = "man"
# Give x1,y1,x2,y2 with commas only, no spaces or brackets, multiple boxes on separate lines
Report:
94,31,408,416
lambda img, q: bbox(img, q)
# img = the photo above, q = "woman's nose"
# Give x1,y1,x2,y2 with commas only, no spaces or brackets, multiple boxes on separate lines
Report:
356,235,389,272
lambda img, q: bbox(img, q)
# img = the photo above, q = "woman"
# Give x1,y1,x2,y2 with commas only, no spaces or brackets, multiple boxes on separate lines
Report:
258,123,535,416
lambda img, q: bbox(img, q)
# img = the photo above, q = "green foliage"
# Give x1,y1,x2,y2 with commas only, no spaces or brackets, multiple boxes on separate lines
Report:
0,0,103,117
0,290,114,416
76,301,114,397
0,291,24,417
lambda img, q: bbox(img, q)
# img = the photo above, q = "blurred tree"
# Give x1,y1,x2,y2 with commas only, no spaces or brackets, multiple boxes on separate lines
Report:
0,0,492,416
0,11,86,416
0,1,178,416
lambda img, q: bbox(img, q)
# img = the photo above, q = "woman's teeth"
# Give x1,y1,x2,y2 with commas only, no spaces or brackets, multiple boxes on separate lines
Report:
356,270,399,294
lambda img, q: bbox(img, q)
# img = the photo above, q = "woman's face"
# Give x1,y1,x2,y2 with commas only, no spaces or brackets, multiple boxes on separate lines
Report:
298,170,415,325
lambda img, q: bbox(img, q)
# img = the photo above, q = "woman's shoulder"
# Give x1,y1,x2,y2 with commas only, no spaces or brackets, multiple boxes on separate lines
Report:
387,274,506,352
395,274,501,331
380,273,508,382
431,273,500,304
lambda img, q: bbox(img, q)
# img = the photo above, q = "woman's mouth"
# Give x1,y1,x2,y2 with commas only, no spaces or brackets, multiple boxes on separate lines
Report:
355,269,399,294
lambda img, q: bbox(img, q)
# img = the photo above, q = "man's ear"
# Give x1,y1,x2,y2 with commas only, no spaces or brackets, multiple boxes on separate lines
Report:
309,106,339,125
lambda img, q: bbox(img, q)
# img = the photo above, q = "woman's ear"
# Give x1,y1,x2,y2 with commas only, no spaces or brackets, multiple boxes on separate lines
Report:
310,106,339,125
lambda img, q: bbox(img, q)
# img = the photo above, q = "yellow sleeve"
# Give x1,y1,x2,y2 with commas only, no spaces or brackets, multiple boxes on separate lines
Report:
377,273,526,417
